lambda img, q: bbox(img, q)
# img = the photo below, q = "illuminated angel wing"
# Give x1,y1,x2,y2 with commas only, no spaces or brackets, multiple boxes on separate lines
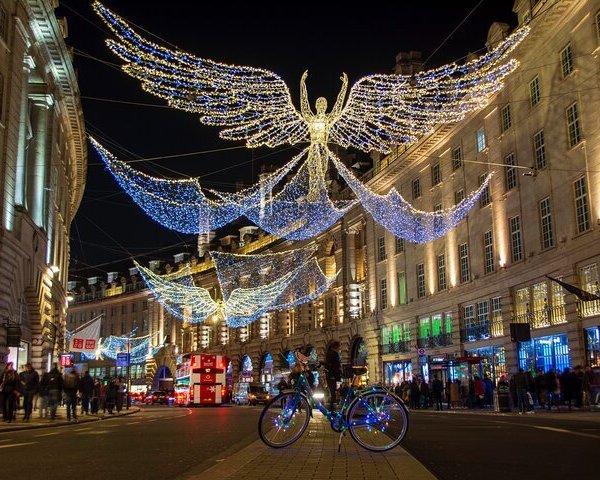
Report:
93,2,308,148
330,26,529,153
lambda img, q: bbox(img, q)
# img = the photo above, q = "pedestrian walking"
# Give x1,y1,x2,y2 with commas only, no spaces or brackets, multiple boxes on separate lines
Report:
0,362,20,423
483,374,494,407
409,376,421,409
47,364,63,420
63,366,80,421
582,365,593,410
324,341,342,411
21,363,39,421
545,369,558,410
91,378,101,414
431,375,444,411
80,371,94,415
420,379,430,409
116,376,125,413
474,376,485,408
106,378,119,414
514,368,532,414
38,370,50,419
561,367,575,410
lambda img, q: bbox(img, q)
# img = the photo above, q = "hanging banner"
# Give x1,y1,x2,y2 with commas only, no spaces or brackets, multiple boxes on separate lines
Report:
69,315,102,354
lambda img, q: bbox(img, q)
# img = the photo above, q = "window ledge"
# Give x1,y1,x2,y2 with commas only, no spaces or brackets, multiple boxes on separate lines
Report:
567,139,586,152
572,228,594,241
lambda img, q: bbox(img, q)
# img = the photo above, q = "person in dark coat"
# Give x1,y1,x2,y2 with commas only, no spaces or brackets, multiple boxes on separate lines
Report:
514,368,530,414
21,363,39,421
38,370,50,419
0,362,20,423
545,369,558,410
474,376,485,408
431,375,444,411
409,376,421,409
420,380,430,408
47,364,63,420
106,378,119,414
324,341,342,411
80,371,94,415
483,374,494,408
62,367,80,421
561,368,575,410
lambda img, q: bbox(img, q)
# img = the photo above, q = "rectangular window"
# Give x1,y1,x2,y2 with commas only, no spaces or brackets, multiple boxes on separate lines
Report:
380,278,388,310
377,236,386,262
504,152,517,191
431,163,441,186
477,300,490,325
417,263,426,298
419,316,430,338
452,145,463,171
412,178,421,199
539,197,554,249
431,314,443,336
529,76,540,107
491,296,503,336
392,324,402,343
533,129,546,170
560,43,573,77
382,326,392,345
476,127,486,153
500,104,512,132
395,237,405,254
580,264,599,295
397,271,407,305
479,174,490,207
463,305,475,328
510,216,523,262
437,254,447,291
455,189,464,206
459,243,470,283
574,176,591,233
566,102,582,148
484,230,494,274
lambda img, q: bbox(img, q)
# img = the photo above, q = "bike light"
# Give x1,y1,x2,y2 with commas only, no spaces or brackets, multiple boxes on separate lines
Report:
312,392,325,400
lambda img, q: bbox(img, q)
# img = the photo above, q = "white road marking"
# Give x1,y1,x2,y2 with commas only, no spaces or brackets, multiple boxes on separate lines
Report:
73,427,93,432
34,432,61,437
0,438,13,442
126,421,140,425
0,442,37,449
532,425,600,439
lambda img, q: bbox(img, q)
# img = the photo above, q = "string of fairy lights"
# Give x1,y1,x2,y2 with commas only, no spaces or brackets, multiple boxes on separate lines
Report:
135,248,336,328
87,2,528,332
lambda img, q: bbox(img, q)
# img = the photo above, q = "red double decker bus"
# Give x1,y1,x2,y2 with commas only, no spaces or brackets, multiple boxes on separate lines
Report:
175,354,232,406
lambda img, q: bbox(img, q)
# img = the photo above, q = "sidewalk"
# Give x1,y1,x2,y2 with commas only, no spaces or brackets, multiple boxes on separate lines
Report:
0,405,140,433
181,412,435,480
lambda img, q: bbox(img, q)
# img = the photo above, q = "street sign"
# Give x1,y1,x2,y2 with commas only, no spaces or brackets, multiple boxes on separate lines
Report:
59,354,72,367
417,348,426,356
116,353,130,367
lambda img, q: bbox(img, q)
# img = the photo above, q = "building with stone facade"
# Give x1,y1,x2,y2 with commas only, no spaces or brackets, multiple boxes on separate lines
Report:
0,0,86,372
69,0,600,392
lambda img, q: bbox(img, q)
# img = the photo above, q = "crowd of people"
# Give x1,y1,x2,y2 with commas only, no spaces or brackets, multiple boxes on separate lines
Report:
0,361,128,423
388,364,596,413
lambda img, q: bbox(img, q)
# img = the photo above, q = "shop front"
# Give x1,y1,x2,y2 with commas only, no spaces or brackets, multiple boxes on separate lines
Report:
585,327,600,367
383,359,412,386
518,333,570,373
259,352,274,391
464,346,507,383
239,354,253,382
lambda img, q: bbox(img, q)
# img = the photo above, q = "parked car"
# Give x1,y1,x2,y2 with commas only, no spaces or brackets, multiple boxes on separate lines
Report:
232,382,270,406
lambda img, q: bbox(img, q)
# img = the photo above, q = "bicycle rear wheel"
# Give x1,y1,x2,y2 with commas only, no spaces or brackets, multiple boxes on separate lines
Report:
347,391,409,451
258,392,311,448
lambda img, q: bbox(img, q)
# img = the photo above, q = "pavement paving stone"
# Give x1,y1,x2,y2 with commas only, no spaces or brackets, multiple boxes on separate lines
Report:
182,412,436,480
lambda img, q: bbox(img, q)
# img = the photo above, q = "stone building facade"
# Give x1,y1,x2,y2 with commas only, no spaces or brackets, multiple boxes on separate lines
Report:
0,0,86,371
69,0,600,391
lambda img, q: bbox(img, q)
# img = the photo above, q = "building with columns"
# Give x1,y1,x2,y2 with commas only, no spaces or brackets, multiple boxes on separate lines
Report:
0,0,86,371
69,0,600,391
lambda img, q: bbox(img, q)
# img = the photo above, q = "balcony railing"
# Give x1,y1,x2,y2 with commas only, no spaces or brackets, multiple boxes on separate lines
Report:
511,305,566,328
417,333,452,349
460,321,504,342
381,340,412,354
577,299,600,318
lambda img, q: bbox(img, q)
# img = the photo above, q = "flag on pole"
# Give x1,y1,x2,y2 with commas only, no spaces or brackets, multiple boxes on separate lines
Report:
69,315,102,353
546,276,600,301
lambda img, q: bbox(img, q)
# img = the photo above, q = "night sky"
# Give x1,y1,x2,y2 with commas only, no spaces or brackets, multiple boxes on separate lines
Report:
60,0,517,283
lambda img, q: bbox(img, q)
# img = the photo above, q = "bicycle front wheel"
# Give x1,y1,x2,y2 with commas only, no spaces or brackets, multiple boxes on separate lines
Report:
347,391,409,451
258,392,311,448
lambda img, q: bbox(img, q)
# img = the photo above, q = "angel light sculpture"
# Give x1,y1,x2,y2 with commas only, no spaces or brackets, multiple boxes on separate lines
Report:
94,2,528,242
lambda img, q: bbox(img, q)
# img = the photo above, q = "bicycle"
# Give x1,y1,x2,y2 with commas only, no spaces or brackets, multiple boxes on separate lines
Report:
258,364,409,452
